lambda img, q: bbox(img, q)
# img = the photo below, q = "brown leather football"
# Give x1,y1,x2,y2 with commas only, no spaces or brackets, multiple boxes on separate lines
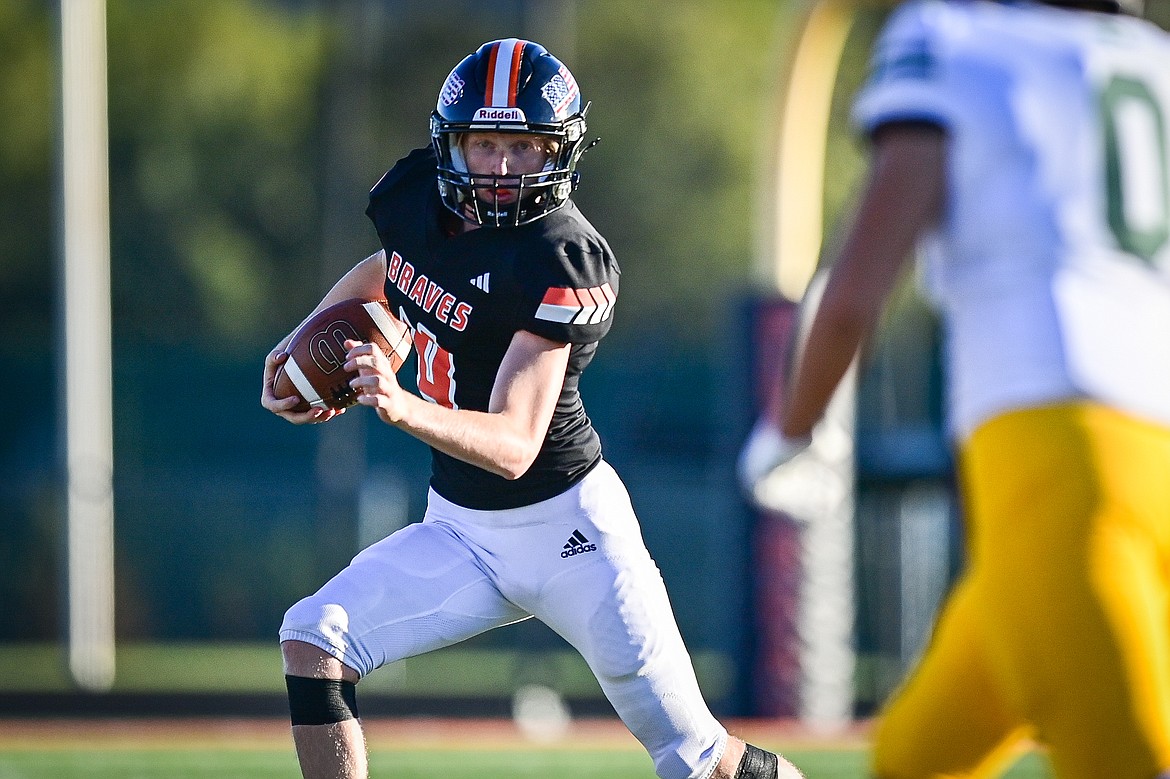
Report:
273,298,412,412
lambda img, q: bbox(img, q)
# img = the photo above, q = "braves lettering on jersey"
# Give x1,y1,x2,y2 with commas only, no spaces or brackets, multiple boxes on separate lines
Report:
852,0,1170,439
366,147,620,509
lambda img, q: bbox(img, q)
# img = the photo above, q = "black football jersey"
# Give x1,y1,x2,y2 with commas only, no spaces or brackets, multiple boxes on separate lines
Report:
366,147,620,510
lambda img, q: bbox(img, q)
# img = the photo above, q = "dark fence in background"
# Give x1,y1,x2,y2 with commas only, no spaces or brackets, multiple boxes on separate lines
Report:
0,325,761,712
0,295,956,717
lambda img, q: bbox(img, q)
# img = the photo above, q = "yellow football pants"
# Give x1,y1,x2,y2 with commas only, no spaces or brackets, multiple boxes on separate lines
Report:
872,402,1170,779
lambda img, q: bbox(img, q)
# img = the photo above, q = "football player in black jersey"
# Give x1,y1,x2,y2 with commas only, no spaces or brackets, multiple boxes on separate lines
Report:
262,39,801,779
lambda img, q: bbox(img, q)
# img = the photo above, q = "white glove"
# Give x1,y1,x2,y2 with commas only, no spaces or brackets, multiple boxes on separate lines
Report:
737,421,812,496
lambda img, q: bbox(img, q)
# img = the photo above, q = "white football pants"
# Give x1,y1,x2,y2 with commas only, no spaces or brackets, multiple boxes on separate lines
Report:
280,460,728,779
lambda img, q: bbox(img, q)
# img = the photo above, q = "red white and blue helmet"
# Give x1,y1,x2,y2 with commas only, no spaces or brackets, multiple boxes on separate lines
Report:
431,39,592,227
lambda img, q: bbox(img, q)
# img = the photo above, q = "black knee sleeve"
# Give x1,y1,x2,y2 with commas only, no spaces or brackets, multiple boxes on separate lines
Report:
735,743,780,779
285,675,359,726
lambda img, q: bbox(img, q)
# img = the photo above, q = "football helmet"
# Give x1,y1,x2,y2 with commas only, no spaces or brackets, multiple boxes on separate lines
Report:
431,39,592,227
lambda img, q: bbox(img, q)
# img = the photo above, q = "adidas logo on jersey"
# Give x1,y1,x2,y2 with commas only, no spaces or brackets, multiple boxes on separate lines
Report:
560,529,596,558
470,273,490,293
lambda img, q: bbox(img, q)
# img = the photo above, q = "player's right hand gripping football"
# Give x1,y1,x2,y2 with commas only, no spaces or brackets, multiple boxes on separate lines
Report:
261,348,344,425
344,339,408,425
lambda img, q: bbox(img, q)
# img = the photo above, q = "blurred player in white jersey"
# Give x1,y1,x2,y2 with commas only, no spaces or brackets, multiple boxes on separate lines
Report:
739,0,1170,776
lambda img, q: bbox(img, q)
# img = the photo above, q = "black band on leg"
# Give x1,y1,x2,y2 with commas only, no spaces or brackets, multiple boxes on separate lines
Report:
735,743,780,779
285,675,359,726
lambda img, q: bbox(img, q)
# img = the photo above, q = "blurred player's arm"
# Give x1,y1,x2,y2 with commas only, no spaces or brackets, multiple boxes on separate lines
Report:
783,122,945,437
740,122,945,487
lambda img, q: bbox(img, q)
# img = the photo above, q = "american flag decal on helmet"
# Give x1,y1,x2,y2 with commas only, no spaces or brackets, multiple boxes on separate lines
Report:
536,283,616,325
542,65,579,119
484,38,525,107
439,70,464,107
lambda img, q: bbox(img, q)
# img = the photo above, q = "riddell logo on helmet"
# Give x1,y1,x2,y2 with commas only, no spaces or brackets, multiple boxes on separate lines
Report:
473,107,526,123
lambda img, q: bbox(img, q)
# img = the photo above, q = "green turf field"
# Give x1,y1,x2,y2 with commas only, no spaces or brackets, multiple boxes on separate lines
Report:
0,746,1052,778
0,644,1054,777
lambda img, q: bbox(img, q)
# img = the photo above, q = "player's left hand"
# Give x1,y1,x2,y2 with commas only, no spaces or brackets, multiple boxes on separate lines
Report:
737,420,811,496
345,339,407,424
262,347,345,425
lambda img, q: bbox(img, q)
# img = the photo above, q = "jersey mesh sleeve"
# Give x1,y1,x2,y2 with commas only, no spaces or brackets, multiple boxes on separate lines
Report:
516,218,620,346
851,0,956,135
850,0,1170,438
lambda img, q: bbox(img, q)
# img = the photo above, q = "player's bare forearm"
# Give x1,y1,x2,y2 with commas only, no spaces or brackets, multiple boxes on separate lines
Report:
781,124,945,438
389,396,546,479
781,293,869,438
304,251,389,326
265,251,389,384
346,330,568,480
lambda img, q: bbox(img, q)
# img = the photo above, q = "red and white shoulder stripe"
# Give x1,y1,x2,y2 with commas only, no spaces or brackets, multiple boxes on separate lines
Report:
536,283,617,325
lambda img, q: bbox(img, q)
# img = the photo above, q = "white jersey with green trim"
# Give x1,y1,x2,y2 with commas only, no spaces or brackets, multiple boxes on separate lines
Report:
853,0,1170,439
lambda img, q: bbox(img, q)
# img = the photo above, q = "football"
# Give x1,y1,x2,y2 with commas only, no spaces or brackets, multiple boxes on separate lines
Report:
273,298,412,413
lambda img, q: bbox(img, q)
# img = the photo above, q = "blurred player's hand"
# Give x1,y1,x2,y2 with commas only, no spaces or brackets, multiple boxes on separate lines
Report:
737,421,811,497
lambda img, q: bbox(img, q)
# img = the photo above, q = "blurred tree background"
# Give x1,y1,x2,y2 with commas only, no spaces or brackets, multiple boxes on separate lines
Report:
2,0,802,352
0,0,913,715
10,0,1170,716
